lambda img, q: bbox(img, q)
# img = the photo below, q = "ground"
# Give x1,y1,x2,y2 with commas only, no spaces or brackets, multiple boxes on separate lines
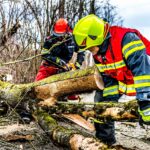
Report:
0,115,149,150
0,93,149,150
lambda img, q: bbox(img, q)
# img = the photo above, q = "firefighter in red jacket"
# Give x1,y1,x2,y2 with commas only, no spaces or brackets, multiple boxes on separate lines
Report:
35,18,77,80
35,18,80,100
73,14,150,145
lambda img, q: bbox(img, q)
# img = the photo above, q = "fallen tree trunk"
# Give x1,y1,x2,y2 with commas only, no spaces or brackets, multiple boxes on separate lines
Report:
0,66,103,106
35,109,108,150
42,100,139,121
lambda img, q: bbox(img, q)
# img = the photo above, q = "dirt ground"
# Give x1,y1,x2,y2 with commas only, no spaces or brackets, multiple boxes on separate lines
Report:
0,116,149,150
115,122,150,150
0,93,149,150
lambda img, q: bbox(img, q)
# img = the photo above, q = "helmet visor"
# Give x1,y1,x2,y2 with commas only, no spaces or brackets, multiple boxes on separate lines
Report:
74,34,104,50
74,33,87,48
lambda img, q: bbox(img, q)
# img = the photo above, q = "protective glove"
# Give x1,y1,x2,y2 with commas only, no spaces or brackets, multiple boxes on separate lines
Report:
56,58,70,71
76,51,85,68
75,62,81,69
66,63,76,71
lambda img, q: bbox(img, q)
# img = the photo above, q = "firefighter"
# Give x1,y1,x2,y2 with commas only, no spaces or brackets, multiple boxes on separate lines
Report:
35,18,77,80
35,18,80,100
73,14,150,145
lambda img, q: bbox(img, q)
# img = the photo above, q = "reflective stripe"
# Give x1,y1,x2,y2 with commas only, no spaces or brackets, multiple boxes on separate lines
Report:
135,83,150,88
118,81,126,93
122,40,142,53
107,60,126,69
96,64,105,72
138,108,150,122
134,75,150,81
122,40,145,59
56,57,60,63
126,84,136,94
103,85,119,97
134,75,150,88
119,81,136,94
96,60,126,72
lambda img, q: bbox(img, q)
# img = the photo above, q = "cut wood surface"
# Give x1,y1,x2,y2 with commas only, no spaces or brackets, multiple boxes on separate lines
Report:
62,114,95,131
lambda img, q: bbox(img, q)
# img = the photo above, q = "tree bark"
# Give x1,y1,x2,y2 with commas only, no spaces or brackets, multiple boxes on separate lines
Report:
0,66,104,106
35,109,108,150
43,100,139,122
0,21,21,46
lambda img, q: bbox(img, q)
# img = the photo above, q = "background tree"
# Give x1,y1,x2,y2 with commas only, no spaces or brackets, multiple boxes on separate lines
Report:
0,0,123,83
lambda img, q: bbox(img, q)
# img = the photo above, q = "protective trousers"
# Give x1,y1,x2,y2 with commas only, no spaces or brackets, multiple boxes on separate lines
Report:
94,90,116,145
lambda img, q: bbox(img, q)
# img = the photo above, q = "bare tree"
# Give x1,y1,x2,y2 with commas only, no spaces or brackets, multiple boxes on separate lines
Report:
89,0,96,14
0,0,123,84
95,0,123,25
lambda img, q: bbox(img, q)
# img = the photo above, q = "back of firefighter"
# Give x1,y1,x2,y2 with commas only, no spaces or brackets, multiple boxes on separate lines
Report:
73,14,150,145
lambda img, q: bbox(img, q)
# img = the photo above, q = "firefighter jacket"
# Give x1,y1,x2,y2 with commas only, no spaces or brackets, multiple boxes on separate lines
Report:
41,34,78,66
35,34,78,81
94,26,150,101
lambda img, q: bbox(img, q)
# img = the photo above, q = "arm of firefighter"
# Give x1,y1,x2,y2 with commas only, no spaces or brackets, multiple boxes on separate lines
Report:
95,63,121,102
122,33,150,101
101,73,120,101
41,38,67,67
41,37,53,54
42,53,69,69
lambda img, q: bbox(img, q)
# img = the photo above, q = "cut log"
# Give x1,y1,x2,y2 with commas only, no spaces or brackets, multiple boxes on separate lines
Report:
0,66,140,149
0,65,140,122
35,109,108,150
0,65,139,121
35,66,104,106
0,66,103,107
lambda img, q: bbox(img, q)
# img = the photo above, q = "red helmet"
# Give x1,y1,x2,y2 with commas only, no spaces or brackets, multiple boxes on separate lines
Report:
53,18,72,36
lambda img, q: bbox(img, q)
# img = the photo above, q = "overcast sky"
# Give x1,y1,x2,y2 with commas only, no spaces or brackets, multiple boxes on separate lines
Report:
110,0,150,40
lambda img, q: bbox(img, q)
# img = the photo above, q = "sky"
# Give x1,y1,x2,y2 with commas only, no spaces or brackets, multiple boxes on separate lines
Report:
110,0,150,40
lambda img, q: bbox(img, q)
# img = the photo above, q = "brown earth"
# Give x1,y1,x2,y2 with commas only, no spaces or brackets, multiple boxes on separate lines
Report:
0,115,149,150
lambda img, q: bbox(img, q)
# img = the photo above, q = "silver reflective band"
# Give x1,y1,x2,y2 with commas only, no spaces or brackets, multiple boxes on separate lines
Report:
144,110,150,116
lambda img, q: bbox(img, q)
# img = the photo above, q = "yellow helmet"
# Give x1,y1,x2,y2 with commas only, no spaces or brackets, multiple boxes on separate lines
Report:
73,14,109,50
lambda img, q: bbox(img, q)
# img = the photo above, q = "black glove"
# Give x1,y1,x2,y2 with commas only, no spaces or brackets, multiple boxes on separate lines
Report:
77,52,85,64
75,51,85,69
